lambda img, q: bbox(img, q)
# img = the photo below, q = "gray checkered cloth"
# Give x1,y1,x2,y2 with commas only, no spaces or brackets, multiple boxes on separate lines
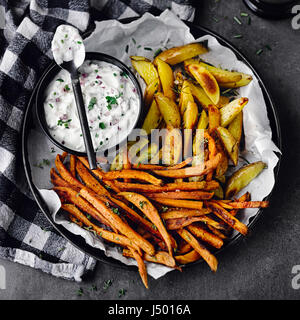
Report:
0,0,195,281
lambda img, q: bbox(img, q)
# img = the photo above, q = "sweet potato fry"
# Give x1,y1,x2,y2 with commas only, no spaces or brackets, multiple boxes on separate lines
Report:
53,186,115,231
109,195,173,245
129,247,148,289
69,155,76,177
132,157,193,170
177,228,218,271
118,192,173,256
62,204,141,253
161,209,211,220
175,250,201,265
146,191,214,200
50,168,71,188
152,153,221,178
153,198,203,210
187,224,223,249
103,169,162,186
79,188,155,255
207,225,227,239
55,154,85,189
176,241,193,255
207,202,248,236
123,249,176,268
227,201,269,209
75,160,109,196
166,216,210,230
114,180,219,193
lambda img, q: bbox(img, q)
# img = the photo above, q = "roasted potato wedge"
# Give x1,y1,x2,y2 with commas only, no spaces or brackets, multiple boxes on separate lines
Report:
215,126,239,166
220,97,248,127
196,109,208,130
142,100,162,135
179,80,194,114
187,63,220,105
225,161,266,199
228,111,243,144
144,78,161,108
162,128,183,165
218,73,253,88
154,92,181,128
183,100,198,157
131,57,158,85
154,42,208,65
208,105,221,131
198,61,243,83
156,58,176,101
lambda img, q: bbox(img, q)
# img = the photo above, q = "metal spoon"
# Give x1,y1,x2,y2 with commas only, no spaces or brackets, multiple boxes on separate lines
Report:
51,25,97,170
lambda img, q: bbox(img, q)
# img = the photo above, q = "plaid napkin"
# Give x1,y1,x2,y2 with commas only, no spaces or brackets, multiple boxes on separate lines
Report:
0,0,195,281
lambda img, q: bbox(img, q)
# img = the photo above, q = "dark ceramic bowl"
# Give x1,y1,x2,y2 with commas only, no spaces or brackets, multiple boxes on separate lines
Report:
35,52,144,156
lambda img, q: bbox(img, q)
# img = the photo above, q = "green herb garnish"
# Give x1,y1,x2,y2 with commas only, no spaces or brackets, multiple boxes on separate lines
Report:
99,122,106,129
56,78,64,82
88,97,97,111
234,16,242,25
103,280,112,290
118,288,126,298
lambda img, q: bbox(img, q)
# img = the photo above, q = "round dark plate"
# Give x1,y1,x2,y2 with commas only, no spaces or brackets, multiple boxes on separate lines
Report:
22,19,282,271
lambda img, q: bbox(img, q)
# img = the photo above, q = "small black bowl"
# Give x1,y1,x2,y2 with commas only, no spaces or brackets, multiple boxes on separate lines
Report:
36,52,144,156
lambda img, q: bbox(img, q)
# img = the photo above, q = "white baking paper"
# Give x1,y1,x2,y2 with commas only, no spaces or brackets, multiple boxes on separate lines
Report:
28,10,281,278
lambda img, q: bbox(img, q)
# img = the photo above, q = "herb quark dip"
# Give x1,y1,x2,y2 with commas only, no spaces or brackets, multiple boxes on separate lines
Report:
43,60,140,152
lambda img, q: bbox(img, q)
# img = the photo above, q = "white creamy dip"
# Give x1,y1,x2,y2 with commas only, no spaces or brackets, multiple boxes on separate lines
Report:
43,60,140,152
51,25,85,67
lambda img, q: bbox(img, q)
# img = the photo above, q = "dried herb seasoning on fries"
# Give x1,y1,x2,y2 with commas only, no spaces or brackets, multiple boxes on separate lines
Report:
50,42,270,289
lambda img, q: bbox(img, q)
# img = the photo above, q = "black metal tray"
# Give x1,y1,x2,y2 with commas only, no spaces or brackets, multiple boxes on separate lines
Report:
21,19,282,271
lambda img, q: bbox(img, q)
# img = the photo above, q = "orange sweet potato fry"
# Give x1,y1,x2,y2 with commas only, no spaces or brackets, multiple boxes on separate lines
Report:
175,250,201,265
166,216,210,230
79,188,155,256
62,204,141,253
69,155,76,177
207,202,248,236
161,209,211,220
104,170,163,186
153,198,203,210
187,224,223,249
152,153,222,178
118,192,174,256
129,247,148,289
146,191,214,200
177,228,218,271
50,168,71,188
227,201,269,209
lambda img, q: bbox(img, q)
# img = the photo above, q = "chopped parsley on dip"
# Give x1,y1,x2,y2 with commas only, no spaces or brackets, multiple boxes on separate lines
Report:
43,60,140,152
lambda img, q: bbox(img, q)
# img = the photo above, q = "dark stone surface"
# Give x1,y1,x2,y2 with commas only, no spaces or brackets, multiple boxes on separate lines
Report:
1,0,300,300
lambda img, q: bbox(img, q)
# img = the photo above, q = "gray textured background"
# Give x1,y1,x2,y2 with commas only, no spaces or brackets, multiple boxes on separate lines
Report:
1,0,300,300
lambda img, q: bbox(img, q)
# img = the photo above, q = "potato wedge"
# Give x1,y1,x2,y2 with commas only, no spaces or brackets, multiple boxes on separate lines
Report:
198,61,243,83
228,111,243,144
208,105,221,131
144,78,161,108
183,100,198,158
154,92,181,128
154,42,208,65
215,126,239,166
225,161,266,198
179,80,194,115
156,58,176,100
218,73,253,88
131,58,158,85
197,109,209,130
220,97,248,127
162,128,182,165
187,64,220,105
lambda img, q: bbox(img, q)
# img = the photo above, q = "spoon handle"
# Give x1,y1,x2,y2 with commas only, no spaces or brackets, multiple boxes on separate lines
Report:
71,75,97,170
